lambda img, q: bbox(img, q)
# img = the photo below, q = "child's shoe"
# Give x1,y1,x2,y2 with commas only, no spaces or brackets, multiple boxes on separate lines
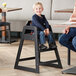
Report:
49,43,56,48
39,44,47,50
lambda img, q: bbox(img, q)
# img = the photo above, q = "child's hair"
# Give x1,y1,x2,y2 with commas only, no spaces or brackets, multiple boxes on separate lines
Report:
33,2,43,9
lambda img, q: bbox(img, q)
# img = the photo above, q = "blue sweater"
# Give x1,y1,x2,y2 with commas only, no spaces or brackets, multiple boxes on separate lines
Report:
32,14,50,31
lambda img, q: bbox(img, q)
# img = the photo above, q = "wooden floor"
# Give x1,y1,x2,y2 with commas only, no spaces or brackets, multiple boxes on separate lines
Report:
0,40,76,76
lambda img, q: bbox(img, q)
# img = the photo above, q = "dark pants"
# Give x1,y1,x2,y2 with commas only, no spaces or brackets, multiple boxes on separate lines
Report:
59,28,76,52
38,31,54,44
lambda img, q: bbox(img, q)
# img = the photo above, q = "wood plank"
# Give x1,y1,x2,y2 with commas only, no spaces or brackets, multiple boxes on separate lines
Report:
55,9,73,13
2,8,22,12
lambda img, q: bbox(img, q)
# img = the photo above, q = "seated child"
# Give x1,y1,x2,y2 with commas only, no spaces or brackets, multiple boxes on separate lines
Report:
32,2,55,50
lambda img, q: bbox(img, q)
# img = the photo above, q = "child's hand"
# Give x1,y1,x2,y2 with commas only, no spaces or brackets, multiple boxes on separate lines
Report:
46,28,50,35
44,28,50,35
44,29,47,35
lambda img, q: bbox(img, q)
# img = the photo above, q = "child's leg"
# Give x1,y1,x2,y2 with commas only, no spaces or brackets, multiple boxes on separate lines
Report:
47,32,54,44
39,31,46,44
47,32,56,48
39,31,47,50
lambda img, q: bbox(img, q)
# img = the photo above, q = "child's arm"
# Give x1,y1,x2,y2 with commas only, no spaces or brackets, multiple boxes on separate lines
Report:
32,16,45,31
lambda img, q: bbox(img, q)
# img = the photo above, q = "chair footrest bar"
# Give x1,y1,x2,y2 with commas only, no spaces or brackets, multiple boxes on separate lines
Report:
40,62,62,68
39,60,62,68
15,65,39,73
40,60,58,64
19,57,35,61
39,47,57,52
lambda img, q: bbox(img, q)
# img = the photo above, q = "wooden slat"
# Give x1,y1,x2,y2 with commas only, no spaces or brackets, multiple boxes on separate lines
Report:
55,9,73,13
2,8,22,12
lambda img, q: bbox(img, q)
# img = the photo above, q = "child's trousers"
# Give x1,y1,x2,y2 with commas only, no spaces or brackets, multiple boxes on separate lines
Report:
38,31,54,44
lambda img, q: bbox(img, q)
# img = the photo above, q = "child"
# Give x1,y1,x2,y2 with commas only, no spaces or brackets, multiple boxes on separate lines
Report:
32,2,55,50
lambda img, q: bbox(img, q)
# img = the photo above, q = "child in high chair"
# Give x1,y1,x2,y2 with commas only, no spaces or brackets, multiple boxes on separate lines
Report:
32,2,55,50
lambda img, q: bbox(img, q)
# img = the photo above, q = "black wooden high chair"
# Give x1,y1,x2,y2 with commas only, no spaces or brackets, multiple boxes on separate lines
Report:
14,21,62,73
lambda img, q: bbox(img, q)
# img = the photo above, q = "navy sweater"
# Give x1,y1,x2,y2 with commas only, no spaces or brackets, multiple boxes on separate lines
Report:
32,14,50,31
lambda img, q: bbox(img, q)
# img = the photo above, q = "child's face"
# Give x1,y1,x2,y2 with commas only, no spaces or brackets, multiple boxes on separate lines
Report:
33,5,43,16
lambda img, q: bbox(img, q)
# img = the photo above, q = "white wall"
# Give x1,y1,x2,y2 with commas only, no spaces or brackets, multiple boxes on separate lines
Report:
0,0,51,20
52,0,75,20
0,0,75,32
0,0,75,20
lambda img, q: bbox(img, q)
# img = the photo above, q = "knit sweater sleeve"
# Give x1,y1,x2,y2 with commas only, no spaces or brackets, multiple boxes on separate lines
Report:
32,15,45,31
